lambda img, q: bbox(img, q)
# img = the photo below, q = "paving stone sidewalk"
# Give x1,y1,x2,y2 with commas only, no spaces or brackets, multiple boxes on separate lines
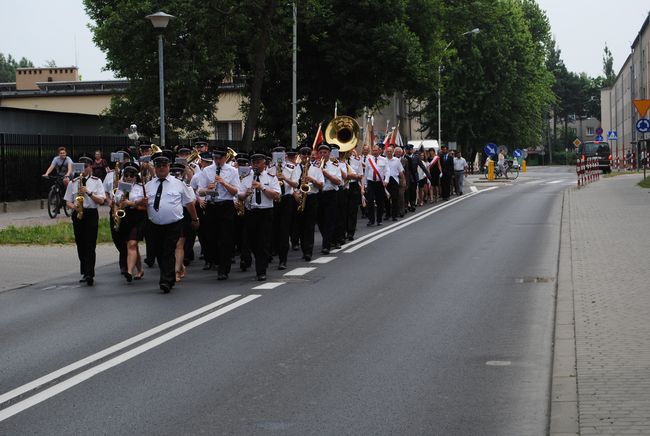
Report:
557,174,650,435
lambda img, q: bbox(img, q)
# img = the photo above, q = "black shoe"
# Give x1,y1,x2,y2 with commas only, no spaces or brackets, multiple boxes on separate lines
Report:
377,221,382,226
367,222,375,227
79,276,88,283
86,277,94,286
203,262,213,271
144,258,155,268
321,248,330,255
348,235,354,241
332,243,341,249
392,218,398,222
217,273,228,280
303,255,312,261
183,259,191,266
257,274,267,281
160,283,171,293
291,244,300,251
124,272,133,283
240,262,249,272
278,262,287,270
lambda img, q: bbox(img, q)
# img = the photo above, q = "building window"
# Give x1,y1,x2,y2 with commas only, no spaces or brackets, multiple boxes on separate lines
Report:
231,122,242,140
216,122,230,140
586,127,594,136
215,121,243,141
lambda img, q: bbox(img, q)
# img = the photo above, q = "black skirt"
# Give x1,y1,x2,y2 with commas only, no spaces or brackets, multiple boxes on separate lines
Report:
118,208,146,241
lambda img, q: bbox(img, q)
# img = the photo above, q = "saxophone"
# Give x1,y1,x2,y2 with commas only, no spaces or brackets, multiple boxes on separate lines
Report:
75,175,85,220
110,162,121,227
297,159,311,213
113,191,127,231
235,173,246,217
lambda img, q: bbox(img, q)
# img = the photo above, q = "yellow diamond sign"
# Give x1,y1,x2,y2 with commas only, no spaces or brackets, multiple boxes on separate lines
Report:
573,138,582,147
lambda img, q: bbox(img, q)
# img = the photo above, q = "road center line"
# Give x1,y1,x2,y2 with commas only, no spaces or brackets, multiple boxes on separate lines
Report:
0,294,261,423
0,294,241,406
284,267,316,276
252,282,285,290
547,179,565,184
344,188,497,254
310,256,336,264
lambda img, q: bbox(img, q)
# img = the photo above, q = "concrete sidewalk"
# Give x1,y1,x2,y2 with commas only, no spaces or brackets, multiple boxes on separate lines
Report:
551,173,650,435
0,199,110,229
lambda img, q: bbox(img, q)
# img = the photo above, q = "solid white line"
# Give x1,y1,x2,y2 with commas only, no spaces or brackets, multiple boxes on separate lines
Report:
0,294,241,406
41,286,57,291
546,179,565,184
339,194,471,250
524,180,544,185
283,267,316,276
0,294,261,423
310,256,336,264
252,282,285,290
470,186,478,193
344,187,497,254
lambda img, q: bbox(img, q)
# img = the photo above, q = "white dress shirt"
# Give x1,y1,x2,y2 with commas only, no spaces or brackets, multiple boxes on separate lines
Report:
454,157,467,171
277,162,300,196
386,156,404,182
240,170,281,209
197,163,241,203
145,176,196,225
322,160,342,192
363,155,390,185
114,183,145,203
64,176,106,209
348,156,363,184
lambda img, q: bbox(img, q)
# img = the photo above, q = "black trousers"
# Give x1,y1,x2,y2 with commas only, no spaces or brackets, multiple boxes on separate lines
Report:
146,220,181,288
346,182,361,238
387,178,400,219
72,208,99,278
273,195,297,263
246,208,274,275
318,190,337,250
441,172,453,199
109,211,127,272
334,188,348,245
204,201,236,275
407,179,417,207
365,180,386,224
298,194,318,257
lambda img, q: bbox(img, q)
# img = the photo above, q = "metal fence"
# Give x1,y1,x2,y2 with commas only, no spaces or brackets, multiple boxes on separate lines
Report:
0,133,241,202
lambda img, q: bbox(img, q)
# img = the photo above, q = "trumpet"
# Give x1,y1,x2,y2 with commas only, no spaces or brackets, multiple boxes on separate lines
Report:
75,175,85,220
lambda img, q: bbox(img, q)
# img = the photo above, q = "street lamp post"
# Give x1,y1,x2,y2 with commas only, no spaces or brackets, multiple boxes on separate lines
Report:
438,28,479,148
291,2,297,150
146,11,175,150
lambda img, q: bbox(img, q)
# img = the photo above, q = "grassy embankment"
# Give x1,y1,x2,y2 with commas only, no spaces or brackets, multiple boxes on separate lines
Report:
0,218,112,245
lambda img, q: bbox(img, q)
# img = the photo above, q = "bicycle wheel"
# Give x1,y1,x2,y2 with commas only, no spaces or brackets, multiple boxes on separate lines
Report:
62,194,71,216
47,187,59,218
506,167,519,180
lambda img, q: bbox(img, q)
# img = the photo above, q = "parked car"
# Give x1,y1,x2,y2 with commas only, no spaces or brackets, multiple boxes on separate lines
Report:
578,141,611,173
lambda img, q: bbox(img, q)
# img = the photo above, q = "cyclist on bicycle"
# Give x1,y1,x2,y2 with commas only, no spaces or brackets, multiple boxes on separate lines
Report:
43,146,73,186
497,150,506,176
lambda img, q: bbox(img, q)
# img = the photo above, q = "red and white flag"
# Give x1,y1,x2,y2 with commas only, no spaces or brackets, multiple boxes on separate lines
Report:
311,123,324,151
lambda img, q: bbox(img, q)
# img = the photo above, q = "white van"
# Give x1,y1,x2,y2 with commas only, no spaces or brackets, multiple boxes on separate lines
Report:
408,140,439,154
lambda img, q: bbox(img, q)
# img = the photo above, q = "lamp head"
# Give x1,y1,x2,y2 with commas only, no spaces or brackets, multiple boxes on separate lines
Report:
145,11,175,29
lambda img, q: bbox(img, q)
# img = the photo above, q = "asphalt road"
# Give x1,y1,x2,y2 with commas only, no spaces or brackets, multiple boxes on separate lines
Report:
0,167,575,435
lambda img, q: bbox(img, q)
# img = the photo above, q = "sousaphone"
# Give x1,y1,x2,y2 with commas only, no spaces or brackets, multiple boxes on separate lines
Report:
325,116,360,153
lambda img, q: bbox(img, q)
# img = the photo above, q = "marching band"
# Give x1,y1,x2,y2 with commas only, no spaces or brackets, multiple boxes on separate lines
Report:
65,117,445,293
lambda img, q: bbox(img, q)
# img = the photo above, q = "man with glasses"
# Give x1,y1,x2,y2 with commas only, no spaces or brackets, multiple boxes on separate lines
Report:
144,150,199,293
64,155,106,286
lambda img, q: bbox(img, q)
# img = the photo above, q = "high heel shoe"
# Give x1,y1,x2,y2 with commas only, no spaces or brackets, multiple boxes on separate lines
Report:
124,272,133,283
134,271,144,280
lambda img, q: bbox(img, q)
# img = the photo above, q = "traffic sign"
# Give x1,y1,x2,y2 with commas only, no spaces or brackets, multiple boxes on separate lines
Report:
484,143,497,156
513,149,523,158
636,118,650,133
595,127,603,136
633,100,650,117
573,138,582,147
595,135,604,142
607,130,618,140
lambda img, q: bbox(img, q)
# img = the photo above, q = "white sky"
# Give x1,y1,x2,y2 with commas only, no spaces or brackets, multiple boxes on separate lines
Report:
0,0,649,81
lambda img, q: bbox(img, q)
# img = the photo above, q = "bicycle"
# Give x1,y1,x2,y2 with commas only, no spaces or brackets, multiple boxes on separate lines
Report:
43,175,71,218
494,160,519,180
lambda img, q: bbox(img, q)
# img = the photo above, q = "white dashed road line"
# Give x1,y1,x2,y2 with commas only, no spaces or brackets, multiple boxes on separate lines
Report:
252,282,286,290
310,256,337,264
283,267,317,277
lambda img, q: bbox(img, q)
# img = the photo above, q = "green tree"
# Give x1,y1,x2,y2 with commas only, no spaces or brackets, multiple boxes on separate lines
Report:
602,44,615,87
84,0,243,140
0,53,34,82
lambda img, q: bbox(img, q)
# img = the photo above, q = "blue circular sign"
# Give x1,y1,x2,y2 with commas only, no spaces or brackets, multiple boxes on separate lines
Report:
636,118,650,133
484,143,497,156
513,149,522,158
595,127,603,135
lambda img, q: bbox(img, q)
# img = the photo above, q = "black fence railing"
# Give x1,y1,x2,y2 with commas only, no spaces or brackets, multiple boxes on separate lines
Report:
0,133,241,202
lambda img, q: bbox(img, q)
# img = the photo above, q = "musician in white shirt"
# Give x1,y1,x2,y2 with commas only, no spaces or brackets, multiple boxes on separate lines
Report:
317,144,342,254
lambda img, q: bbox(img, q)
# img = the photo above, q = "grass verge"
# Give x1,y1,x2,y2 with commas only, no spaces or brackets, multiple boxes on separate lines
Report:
638,177,650,189
0,218,112,245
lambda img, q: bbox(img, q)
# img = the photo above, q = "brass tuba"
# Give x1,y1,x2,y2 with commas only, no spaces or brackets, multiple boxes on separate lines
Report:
325,116,360,153
151,144,163,154
225,147,238,163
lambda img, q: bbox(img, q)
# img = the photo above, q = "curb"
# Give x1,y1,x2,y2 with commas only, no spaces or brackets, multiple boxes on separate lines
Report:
549,189,579,435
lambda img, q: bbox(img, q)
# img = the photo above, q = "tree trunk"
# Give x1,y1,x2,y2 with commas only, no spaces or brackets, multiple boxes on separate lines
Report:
241,0,277,152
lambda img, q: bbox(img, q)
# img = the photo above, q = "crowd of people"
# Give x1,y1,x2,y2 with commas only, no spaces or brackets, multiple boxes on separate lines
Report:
52,140,468,293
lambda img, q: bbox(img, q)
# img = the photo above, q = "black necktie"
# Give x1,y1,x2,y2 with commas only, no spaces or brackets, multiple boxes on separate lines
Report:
279,168,285,195
254,174,262,204
153,178,165,211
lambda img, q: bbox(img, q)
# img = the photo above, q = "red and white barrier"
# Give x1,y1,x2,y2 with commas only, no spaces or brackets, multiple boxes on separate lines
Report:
577,156,600,187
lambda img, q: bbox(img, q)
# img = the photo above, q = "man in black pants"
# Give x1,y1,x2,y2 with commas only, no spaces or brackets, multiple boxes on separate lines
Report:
385,146,405,221
64,155,106,286
317,144,342,254
144,151,199,293
294,147,324,261
363,144,390,226
439,145,454,200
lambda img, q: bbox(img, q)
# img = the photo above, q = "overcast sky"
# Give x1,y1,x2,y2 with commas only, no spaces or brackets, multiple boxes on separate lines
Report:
1,0,649,81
